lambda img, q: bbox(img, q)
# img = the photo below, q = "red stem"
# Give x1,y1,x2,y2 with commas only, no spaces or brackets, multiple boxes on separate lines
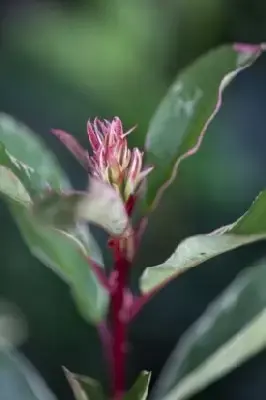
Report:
95,196,146,398
111,243,130,400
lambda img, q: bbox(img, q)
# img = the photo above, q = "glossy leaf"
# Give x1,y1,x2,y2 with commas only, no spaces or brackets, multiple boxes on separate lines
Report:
141,191,266,294
125,371,151,400
63,368,105,400
33,177,130,236
145,44,264,210
152,260,266,400
0,347,57,400
0,113,69,192
10,202,108,324
0,147,107,323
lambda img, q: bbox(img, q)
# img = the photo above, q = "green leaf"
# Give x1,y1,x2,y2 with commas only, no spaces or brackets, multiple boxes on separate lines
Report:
144,44,264,210
10,202,108,324
0,346,57,400
141,191,266,293
33,177,130,236
0,142,40,197
74,223,104,267
125,371,151,400
152,260,266,400
0,166,31,205
0,113,69,192
63,368,105,400
0,129,107,324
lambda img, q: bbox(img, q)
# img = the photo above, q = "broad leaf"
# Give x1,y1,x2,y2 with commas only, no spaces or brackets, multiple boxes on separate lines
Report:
0,346,57,400
10,202,108,324
33,177,130,236
0,113,69,192
140,191,266,294
125,371,151,400
0,147,107,324
145,44,264,210
63,368,105,400
152,260,266,400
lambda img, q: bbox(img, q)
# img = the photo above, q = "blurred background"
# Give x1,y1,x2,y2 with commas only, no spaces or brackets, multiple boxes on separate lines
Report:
1,0,266,399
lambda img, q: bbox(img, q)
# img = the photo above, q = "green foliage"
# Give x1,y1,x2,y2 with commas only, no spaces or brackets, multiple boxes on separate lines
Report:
144,45,262,210
0,346,57,400
0,114,69,193
124,371,151,400
140,191,266,293
0,119,108,324
152,260,266,400
64,368,105,400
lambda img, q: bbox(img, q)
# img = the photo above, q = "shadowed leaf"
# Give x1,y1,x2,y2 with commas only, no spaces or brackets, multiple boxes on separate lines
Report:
153,260,266,400
0,347,57,400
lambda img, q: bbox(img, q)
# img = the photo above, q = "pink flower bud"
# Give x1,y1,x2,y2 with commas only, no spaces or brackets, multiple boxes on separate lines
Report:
52,117,153,203
87,117,153,201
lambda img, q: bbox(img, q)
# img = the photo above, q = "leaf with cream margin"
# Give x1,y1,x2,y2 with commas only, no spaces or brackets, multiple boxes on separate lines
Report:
124,371,151,400
144,44,265,211
152,260,266,400
33,177,130,237
140,190,266,294
0,114,103,263
0,148,107,323
9,201,108,324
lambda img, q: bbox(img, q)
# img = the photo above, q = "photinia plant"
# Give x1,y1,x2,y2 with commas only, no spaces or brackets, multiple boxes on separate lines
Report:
1,43,266,400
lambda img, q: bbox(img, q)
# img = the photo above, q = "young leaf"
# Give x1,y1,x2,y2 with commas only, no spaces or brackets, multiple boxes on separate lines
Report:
144,44,264,210
0,113,69,192
152,260,266,400
0,346,57,400
33,178,129,237
140,191,266,294
10,202,108,324
124,371,151,400
63,368,105,400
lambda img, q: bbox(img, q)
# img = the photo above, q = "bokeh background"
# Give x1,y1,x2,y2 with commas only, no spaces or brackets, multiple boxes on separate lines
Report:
1,0,266,399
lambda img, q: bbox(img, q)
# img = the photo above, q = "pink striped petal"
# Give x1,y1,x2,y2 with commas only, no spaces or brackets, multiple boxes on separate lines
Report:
87,119,103,151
